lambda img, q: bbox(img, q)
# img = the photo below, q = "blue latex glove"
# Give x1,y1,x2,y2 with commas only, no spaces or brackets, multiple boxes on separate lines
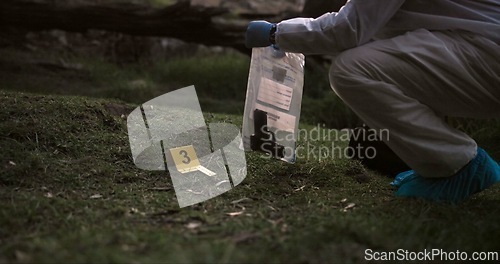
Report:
391,148,500,204
245,21,275,48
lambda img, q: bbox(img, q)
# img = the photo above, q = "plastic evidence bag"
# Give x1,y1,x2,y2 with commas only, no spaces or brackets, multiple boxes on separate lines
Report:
242,46,305,163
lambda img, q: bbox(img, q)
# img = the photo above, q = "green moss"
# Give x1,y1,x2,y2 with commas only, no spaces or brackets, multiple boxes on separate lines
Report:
1,91,500,263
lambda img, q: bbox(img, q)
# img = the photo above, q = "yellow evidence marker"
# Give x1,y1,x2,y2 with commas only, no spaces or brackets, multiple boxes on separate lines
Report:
169,145,216,176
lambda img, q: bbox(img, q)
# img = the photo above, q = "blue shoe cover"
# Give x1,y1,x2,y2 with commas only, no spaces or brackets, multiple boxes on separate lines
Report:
391,170,419,187
391,148,500,204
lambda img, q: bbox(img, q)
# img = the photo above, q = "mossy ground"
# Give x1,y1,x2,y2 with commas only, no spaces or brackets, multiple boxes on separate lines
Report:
1,42,500,263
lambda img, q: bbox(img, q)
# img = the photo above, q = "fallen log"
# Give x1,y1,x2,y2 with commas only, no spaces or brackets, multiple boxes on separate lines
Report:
0,0,302,52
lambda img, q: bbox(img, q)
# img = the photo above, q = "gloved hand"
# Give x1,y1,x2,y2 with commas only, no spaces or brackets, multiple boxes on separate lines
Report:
245,21,275,48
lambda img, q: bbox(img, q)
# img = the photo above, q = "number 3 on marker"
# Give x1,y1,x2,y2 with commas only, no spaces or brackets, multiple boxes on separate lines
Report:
169,145,200,173
179,150,191,164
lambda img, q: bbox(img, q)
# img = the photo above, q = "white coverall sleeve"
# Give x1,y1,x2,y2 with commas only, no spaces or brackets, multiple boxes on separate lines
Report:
276,0,406,54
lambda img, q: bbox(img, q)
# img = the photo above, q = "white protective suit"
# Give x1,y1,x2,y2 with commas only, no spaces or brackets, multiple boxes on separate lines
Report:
275,0,500,178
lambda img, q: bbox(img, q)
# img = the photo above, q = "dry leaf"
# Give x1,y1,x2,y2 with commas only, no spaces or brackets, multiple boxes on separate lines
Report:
185,222,202,230
294,185,306,192
44,192,53,198
90,194,102,199
341,198,348,203
344,203,356,211
227,211,244,217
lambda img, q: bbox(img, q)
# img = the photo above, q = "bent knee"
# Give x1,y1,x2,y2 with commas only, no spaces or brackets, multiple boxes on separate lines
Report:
329,48,363,98
329,45,384,98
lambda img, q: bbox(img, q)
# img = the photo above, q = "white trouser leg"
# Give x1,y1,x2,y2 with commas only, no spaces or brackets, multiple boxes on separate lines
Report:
330,29,500,178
